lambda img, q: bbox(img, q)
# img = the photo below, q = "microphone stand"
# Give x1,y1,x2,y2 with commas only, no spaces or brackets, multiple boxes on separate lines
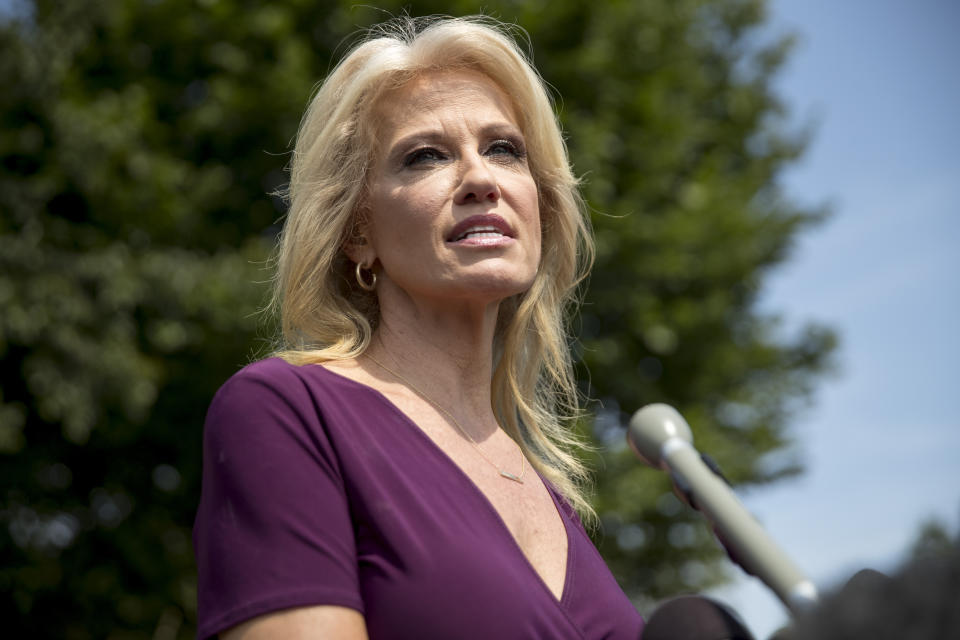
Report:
628,404,820,639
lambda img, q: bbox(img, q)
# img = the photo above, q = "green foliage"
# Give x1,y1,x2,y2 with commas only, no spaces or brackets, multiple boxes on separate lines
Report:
547,0,837,601
0,0,835,635
909,515,960,562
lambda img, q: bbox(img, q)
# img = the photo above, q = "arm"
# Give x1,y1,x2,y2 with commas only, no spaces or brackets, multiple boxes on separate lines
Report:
195,361,366,638
221,605,368,640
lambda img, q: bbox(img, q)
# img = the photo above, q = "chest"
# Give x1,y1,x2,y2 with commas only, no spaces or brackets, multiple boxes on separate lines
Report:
343,428,576,639
321,382,644,640
385,396,569,587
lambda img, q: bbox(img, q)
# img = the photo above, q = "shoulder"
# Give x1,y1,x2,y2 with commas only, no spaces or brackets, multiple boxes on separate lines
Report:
216,356,313,392
205,359,319,438
201,359,373,484
204,357,390,443
211,357,367,407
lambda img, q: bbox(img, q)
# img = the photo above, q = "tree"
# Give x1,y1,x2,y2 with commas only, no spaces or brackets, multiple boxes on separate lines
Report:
0,0,834,636
543,0,837,602
909,514,959,562
1,1,304,636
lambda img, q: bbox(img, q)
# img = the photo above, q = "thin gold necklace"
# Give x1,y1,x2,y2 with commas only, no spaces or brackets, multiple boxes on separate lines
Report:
365,352,526,484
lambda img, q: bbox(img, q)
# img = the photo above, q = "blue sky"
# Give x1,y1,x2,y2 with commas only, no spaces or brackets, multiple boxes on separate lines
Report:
709,0,960,636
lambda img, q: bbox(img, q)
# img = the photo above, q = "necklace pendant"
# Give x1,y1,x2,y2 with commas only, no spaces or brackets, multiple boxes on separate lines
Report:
499,470,524,484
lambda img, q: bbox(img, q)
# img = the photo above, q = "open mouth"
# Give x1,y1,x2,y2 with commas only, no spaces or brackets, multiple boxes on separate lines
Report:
451,225,506,242
446,214,514,243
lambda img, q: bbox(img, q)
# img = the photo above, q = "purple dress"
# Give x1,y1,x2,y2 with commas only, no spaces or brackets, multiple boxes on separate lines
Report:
193,358,644,639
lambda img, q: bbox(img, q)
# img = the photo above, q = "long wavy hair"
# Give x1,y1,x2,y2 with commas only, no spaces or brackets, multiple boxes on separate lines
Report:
271,16,596,519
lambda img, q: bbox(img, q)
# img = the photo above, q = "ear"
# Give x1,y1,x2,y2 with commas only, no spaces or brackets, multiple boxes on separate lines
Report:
342,212,375,265
343,237,375,266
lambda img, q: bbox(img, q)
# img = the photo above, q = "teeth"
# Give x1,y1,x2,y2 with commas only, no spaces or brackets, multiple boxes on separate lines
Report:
455,225,503,241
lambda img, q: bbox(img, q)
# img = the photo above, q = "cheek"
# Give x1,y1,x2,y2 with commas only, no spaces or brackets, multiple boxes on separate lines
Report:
525,182,543,264
368,184,445,248
517,177,542,237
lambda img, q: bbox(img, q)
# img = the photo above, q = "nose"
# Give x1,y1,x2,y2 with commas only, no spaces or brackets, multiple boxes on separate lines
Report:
454,154,501,205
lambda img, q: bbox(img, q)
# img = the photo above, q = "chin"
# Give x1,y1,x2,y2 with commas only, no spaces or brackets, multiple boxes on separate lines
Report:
449,271,537,303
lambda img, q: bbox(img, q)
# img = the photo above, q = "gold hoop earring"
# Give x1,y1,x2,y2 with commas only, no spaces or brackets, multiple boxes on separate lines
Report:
355,261,377,291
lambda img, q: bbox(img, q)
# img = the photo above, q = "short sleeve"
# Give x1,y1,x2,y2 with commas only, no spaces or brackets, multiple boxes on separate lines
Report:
192,361,363,639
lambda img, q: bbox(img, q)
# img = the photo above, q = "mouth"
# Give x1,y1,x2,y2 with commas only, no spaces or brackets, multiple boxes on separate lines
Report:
446,214,515,243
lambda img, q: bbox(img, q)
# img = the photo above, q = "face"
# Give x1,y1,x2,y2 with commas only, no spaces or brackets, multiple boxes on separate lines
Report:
354,69,541,308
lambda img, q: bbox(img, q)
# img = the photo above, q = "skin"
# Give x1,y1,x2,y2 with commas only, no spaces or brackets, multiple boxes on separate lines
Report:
223,70,568,639
358,68,542,322
221,606,368,639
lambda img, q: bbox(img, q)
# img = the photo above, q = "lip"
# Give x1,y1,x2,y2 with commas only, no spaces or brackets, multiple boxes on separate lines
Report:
445,214,515,243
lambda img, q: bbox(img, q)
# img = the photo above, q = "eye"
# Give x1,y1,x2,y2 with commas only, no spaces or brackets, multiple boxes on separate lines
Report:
485,138,527,161
403,147,446,167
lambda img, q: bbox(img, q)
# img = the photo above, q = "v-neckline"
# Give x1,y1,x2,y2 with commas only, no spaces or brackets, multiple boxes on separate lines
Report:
313,363,574,606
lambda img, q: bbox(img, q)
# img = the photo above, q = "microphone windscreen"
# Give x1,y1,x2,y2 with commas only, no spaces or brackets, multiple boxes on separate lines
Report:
642,595,756,640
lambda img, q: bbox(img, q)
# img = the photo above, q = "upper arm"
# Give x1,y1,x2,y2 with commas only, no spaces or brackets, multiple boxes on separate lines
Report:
194,363,365,638
220,605,368,640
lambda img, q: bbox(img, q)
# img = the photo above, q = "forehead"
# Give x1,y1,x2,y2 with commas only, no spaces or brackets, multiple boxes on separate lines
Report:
373,69,521,140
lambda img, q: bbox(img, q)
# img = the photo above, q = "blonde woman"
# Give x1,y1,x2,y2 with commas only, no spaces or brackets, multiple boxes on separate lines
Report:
193,16,644,640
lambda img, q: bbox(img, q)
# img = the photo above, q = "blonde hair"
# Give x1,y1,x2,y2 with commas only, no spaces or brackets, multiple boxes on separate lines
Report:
272,16,596,519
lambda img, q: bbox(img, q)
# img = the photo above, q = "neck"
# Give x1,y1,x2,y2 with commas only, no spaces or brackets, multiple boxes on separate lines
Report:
366,292,502,425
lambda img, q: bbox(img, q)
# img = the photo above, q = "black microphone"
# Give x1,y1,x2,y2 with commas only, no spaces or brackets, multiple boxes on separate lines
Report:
628,404,818,614
642,595,755,640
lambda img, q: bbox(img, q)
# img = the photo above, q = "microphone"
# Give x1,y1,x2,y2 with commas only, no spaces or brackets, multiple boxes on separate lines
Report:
642,595,756,640
628,403,819,615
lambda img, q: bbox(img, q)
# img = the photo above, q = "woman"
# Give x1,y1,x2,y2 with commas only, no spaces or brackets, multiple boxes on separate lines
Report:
193,16,644,639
